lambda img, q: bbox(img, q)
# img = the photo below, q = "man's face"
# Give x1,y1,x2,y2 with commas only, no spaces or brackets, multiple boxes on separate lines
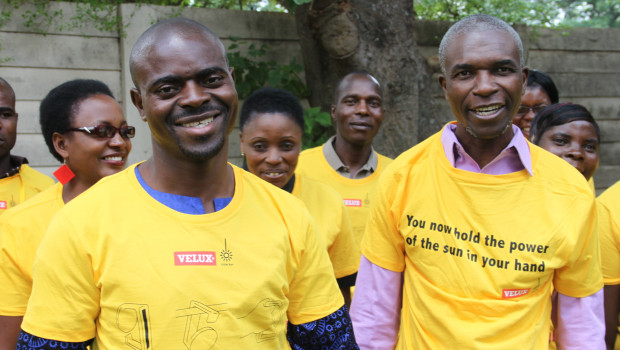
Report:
332,74,383,147
130,32,238,162
0,85,18,160
439,30,527,141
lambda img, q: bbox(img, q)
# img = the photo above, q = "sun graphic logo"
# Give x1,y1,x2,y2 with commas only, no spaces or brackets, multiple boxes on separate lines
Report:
220,239,233,265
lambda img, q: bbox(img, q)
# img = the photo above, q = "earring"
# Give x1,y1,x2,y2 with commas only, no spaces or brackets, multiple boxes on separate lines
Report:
241,152,245,157
53,162,75,185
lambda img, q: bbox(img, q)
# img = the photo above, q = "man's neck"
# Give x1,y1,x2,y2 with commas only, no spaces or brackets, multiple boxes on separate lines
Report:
139,146,235,213
454,125,514,169
333,135,373,174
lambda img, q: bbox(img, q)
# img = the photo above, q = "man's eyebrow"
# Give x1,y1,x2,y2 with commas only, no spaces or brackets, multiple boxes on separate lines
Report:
0,107,15,113
452,63,474,71
493,59,518,67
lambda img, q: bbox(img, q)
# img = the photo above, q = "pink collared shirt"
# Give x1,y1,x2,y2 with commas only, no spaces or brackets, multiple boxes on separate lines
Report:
350,124,604,350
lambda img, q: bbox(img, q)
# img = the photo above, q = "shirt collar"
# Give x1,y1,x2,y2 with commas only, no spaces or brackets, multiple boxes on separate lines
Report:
322,135,378,176
440,123,533,176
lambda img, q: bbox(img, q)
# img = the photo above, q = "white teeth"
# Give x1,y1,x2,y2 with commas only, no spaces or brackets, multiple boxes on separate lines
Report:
473,105,502,116
105,156,122,161
182,117,214,128
267,172,282,177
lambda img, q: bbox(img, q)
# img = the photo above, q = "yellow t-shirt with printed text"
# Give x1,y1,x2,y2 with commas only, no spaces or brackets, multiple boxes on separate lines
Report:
22,164,343,349
362,127,602,349
598,180,620,285
296,146,391,245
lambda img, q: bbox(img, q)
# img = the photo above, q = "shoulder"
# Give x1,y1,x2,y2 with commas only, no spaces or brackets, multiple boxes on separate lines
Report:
295,173,343,204
0,183,62,221
379,131,441,182
299,145,324,160
19,165,55,190
598,181,620,210
529,143,593,198
237,165,309,214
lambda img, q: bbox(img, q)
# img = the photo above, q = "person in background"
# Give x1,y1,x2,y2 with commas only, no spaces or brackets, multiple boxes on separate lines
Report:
597,180,620,350
296,71,392,248
239,87,361,306
350,14,603,349
530,102,600,182
0,78,54,215
15,18,357,349
0,79,133,349
513,69,559,139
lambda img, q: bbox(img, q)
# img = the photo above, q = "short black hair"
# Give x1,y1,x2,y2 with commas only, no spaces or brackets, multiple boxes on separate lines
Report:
530,102,600,144
40,79,115,162
239,87,304,132
527,70,559,104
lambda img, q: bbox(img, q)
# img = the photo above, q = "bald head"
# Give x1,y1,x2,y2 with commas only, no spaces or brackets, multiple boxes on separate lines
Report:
0,78,16,108
129,17,226,88
333,70,382,105
439,14,524,74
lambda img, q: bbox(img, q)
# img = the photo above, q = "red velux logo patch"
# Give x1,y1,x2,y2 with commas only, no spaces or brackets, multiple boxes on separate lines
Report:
0,201,7,209
174,251,217,266
343,199,362,207
502,288,530,299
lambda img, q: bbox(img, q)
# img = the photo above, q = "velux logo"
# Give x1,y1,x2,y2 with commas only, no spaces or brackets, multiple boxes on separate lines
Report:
343,199,362,207
502,288,530,299
0,201,6,209
174,251,217,266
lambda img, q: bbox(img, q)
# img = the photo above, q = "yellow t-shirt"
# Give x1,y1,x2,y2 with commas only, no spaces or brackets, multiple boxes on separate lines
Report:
0,182,64,316
362,127,602,349
22,164,343,349
0,165,54,215
292,173,360,279
598,180,620,285
296,146,392,244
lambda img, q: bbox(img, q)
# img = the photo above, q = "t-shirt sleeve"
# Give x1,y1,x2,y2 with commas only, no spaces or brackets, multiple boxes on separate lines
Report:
598,200,620,285
20,211,99,342
286,209,344,325
0,218,31,315
360,168,405,272
327,202,361,279
553,196,604,297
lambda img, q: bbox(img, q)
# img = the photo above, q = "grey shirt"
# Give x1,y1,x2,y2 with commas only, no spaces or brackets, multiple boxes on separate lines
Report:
322,135,378,179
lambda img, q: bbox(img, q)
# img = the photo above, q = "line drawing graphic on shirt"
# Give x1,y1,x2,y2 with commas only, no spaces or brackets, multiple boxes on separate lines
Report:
237,298,284,343
116,303,152,350
220,239,233,265
176,300,221,349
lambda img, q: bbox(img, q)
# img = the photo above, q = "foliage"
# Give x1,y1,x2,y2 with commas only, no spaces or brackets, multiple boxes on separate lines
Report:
413,0,618,28
413,0,563,27
226,38,333,149
557,0,619,28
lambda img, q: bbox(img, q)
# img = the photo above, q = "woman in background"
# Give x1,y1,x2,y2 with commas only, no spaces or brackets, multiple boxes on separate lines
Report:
239,87,360,306
514,69,559,139
0,79,133,348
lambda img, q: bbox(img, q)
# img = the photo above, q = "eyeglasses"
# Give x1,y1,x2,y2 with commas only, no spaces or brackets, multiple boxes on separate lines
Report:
67,124,135,139
516,105,548,117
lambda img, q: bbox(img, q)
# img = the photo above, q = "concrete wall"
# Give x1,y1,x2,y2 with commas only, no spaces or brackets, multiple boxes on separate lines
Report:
1,3,619,192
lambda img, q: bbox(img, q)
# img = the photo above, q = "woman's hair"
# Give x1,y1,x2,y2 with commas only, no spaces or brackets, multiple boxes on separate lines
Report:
530,102,600,144
239,87,304,132
40,79,115,162
527,70,559,104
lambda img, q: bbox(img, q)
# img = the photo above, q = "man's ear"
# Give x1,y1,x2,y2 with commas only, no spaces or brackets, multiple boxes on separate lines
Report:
239,132,244,154
521,67,530,95
52,132,69,160
331,105,337,124
229,67,236,82
130,88,147,122
438,74,448,101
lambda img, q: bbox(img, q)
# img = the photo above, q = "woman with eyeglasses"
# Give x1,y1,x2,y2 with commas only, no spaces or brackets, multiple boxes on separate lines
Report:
0,79,133,347
513,70,559,139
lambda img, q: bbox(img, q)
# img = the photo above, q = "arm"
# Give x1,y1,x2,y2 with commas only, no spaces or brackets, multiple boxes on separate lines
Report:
604,285,620,350
287,305,358,349
0,316,21,350
556,289,605,350
350,255,402,350
14,330,92,349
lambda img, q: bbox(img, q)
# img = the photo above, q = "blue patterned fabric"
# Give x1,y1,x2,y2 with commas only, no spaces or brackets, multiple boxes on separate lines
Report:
287,305,359,349
15,331,92,349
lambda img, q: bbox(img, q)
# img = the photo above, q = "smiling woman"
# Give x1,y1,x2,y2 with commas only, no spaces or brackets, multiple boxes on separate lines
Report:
239,87,361,307
0,79,133,348
530,102,599,181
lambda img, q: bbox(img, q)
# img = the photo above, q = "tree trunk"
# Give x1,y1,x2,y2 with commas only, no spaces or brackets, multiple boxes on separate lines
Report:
294,0,440,158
